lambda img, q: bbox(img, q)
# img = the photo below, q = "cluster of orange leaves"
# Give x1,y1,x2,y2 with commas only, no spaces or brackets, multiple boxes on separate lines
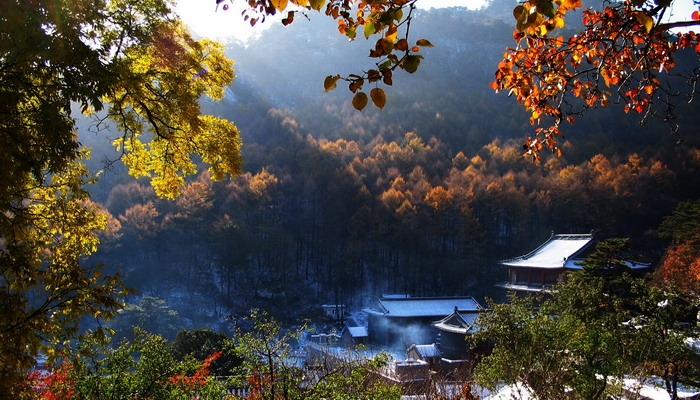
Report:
654,243,700,297
245,371,277,400
168,351,223,390
27,364,76,400
491,1,700,159
27,352,224,399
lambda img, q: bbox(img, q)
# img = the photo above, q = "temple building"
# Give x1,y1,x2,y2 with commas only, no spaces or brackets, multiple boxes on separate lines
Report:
432,308,482,361
499,233,649,293
363,295,482,349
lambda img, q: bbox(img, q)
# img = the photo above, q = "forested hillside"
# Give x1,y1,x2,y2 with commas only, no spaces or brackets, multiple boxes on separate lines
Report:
83,1,700,327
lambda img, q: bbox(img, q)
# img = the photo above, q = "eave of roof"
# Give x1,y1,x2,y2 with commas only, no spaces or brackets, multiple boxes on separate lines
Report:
495,283,553,293
432,310,481,334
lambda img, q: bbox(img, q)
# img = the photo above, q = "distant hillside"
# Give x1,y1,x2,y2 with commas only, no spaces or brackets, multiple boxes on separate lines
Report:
79,3,700,329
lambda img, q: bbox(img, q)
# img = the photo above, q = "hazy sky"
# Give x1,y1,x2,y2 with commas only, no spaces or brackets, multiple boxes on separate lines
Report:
175,0,489,42
175,0,699,42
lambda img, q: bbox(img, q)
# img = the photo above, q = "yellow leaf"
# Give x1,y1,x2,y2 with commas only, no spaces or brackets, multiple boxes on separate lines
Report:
553,15,565,28
271,0,288,11
370,87,386,109
385,25,398,43
635,12,653,33
324,75,341,92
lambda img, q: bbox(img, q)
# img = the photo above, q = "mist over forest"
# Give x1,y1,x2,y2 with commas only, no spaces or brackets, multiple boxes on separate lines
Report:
79,0,700,335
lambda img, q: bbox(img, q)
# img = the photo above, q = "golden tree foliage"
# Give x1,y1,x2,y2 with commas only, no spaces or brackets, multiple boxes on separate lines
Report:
0,0,239,393
491,0,700,159
654,243,700,297
653,200,700,299
109,20,241,198
0,154,128,393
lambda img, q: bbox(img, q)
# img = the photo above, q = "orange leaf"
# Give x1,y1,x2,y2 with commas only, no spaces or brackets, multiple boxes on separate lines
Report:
270,0,288,10
560,0,581,10
370,87,386,109
395,39,408,51
352,92,368,110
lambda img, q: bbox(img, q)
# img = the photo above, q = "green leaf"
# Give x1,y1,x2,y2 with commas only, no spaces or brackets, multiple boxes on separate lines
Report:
416,39,433,47
402,55,422,73
324,75,341,92
352,92,368,110
309,0,325,11
364,22,376,39
370,88,386,109
536,0,556,18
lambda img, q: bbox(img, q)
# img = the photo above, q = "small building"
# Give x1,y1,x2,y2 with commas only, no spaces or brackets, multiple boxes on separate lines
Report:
363,296,482,348
498,233,649,293
407,343,441,368
382,359,430,383
341,325,369,347
309,332,341,346
321,304,347,320
432,308,481,361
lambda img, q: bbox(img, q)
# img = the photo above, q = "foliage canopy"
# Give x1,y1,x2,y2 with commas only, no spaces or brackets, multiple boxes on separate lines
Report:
0,0,239,393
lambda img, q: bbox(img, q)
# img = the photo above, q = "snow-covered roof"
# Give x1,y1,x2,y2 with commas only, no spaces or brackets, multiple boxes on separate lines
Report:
383,294,412,299
495,282,553,293
500,233,594,269
564,259,650,270
432,310,481,334
408,343,441,358
363,297,482,318
346,326,368,338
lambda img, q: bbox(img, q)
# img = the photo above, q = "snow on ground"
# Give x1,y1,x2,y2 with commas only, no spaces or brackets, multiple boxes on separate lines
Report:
481,383,535,400
622,378,700,400
481,379,700,400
